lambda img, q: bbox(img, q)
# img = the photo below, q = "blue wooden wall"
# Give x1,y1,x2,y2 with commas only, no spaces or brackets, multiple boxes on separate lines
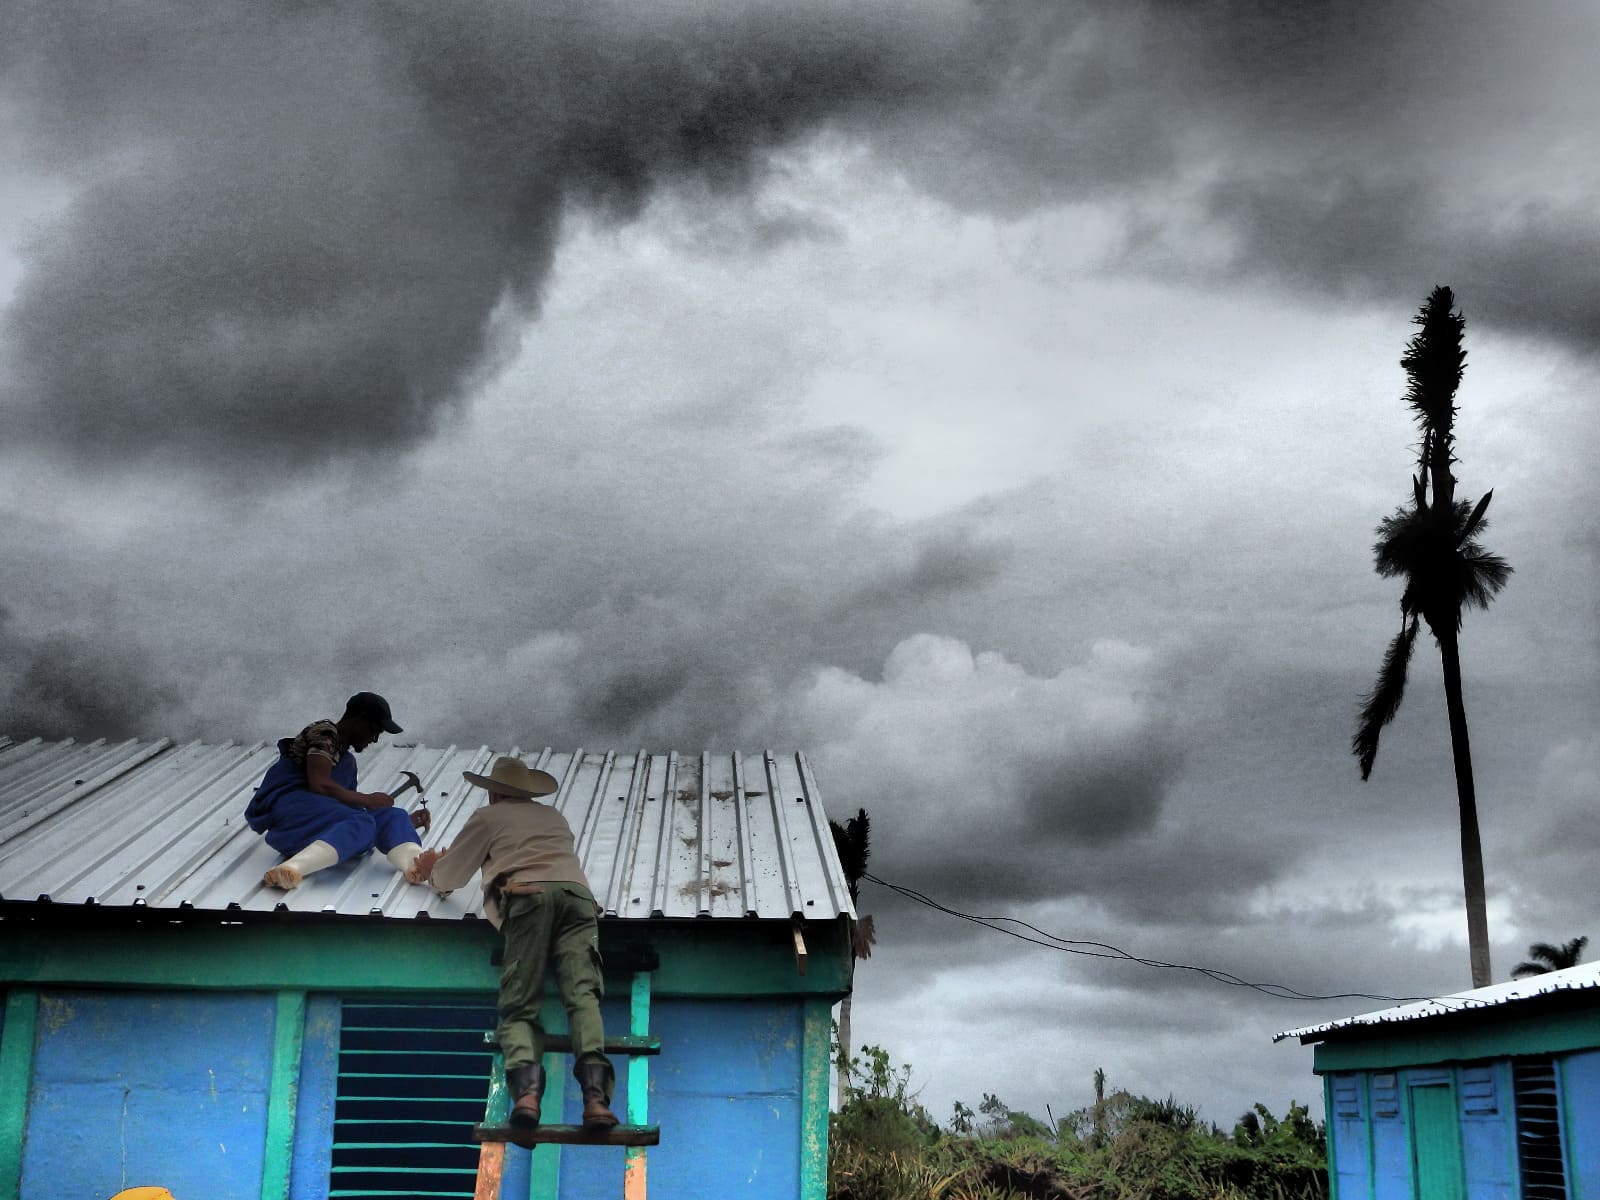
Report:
18,990,276,1200
1325,1051,1600,1200
7,988,816,1199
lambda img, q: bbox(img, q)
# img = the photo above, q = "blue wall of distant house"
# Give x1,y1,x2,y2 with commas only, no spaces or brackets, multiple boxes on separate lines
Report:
1323,1052,1600,1200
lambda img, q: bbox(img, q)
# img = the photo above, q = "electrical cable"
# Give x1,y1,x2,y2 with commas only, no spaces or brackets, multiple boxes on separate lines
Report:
861,871,1488,1009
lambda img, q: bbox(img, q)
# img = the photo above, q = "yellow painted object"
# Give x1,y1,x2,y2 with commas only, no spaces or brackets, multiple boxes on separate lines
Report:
110,1190,176,1200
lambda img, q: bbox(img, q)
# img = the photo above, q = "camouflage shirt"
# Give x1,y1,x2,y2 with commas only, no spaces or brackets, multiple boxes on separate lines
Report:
284,719,348,768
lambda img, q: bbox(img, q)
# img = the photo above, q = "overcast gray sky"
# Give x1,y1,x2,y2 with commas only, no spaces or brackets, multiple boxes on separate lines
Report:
3,0,1597,1128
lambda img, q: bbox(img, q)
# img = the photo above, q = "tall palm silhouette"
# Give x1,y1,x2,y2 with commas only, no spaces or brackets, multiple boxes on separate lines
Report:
829,807,875,1096
1353,286,1512,988
1512,936,1588,978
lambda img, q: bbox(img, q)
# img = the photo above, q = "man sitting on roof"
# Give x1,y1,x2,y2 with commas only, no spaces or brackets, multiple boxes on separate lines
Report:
412,756,620,1134
245,691,430,890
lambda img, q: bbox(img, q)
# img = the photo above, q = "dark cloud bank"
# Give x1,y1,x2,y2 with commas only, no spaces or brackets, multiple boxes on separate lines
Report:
0,0,1008,472
5,1,1596,479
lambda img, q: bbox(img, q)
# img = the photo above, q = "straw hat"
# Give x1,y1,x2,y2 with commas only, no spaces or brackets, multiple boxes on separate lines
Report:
463,756,560,798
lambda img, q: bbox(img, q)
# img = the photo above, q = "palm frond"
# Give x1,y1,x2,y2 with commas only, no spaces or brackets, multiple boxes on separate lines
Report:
1372,504,1428,578
1400,286,1466,435
829,807,872,900
1512,937,1588,978
1458,490,1494,542
1353,615,1420,779
1457,546,1512,611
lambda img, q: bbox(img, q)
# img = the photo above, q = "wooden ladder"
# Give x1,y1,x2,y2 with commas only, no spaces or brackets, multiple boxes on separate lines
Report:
473,966,659,1199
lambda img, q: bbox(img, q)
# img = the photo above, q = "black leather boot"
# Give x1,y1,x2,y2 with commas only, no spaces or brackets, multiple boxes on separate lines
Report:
574,1060,619,1129
506,1063,544,1130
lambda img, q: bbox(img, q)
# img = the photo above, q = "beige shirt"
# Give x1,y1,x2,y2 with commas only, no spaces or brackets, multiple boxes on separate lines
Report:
429,798,592,928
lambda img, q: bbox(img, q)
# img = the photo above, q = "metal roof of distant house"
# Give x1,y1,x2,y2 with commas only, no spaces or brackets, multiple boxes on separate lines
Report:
0,735,855,925
1276,962,1600,1043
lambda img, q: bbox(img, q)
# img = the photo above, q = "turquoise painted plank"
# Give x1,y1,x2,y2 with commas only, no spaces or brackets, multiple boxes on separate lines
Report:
1,918,853,997
800,996,832,1200
262,991,307,1200
1312,1009,1600,1072
528,1052,566,1200
0,990,39,1200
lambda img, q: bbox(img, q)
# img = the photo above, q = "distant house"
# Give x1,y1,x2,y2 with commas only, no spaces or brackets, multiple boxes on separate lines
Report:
0,735,856,1200
1277,963,1600,1199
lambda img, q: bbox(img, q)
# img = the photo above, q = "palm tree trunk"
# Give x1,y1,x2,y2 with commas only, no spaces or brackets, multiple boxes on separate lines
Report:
836,995,853,1105
1439,627,1492,987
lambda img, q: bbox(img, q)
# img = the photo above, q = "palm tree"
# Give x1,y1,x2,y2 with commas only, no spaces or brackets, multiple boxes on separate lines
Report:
1353,286,1512,988
1512,936,1588,978
829,807,876,1099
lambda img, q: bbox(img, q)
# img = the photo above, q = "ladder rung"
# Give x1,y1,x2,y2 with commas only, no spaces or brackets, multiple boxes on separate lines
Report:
473,1123,660,1147
478,1032,661,1056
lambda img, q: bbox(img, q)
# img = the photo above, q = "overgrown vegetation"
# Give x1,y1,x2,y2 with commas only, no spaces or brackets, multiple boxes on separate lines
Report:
829,1040,1327,1200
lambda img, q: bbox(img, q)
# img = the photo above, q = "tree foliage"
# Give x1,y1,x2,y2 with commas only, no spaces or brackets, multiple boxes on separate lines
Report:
1511,935,1588,978
830,1050,1327,1200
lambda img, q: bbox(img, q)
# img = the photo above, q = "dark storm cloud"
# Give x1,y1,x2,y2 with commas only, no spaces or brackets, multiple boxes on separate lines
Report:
0,0,1025,473
891,3,1600,354
0,607,180,740
1195,173,1600,351
9,0,1588,481
840,527,1014,615
1018,745,1173,845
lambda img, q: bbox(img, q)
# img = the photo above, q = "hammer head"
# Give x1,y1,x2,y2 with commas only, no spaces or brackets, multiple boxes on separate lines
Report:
396,770,424,802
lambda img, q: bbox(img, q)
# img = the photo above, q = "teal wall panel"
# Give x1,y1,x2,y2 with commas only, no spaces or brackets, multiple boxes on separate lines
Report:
18,990,275,1200
557,997,805,1198
1564,1050,1600,1200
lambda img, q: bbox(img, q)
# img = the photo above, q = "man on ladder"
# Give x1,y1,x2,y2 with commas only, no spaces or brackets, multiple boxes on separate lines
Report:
413,756,620,1132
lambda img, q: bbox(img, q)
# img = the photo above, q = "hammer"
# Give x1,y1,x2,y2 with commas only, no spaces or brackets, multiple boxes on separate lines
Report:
393,770,430,833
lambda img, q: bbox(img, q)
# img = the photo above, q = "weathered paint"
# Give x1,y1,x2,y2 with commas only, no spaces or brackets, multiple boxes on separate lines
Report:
624,970,651,1200
1,917,852,998
475,1145,505,1200
1312,1007,1600,1072
287,995,339,1200
799,997,831,1200
260,991,305,1200
19,990,275,1200
0,990,39,1200
478,1052,511,1199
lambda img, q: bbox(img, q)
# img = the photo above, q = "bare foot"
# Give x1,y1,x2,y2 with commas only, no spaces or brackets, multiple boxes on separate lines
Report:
262,863,303,890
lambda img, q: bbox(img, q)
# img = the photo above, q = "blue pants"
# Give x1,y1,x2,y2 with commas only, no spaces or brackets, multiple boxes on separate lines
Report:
259,790,420,862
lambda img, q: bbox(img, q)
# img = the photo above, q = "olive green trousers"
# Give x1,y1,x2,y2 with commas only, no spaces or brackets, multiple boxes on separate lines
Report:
496,883,612,1082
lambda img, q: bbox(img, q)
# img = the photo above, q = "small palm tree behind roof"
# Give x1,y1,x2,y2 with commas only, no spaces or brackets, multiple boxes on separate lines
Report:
1511,936,1588,979
829,807,876,1098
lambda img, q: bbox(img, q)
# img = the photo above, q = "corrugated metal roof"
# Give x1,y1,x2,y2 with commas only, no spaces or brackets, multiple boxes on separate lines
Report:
1276,962,1600,1043
0,735,855,925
